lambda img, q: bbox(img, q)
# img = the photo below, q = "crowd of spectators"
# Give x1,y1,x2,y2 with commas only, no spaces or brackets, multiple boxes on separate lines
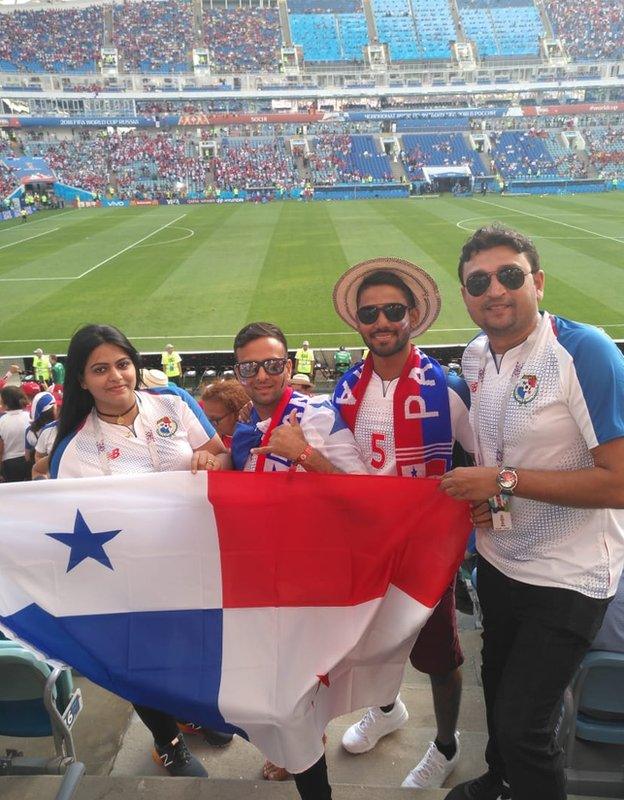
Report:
113,0,193,73
0,6,102,73
489,130,558,179
307,134,362,183
111,131,207,196
0,163,16,200
546,0,624,61
202,8,282,73
584,127,624,177
0,0,623,76
24,136,110,194
22,129,207,197
6,122,623,201
210,139,299,190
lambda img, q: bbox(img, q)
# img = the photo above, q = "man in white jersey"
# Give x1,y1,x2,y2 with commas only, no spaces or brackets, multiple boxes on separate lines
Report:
229,321,366,800
440,224,624,800
331,259,483,790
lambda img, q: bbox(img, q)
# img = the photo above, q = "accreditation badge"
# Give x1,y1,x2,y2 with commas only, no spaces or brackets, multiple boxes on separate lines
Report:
488,494,513,532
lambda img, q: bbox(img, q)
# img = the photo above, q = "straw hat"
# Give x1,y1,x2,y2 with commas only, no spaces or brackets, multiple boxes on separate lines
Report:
333,257,441,338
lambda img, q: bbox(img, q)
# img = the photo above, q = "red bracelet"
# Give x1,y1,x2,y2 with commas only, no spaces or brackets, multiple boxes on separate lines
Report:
295,444,314,466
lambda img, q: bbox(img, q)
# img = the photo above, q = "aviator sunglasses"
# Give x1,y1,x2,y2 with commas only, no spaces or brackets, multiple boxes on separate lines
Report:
234,357,288,379
464,265,536,297
356,303,410,325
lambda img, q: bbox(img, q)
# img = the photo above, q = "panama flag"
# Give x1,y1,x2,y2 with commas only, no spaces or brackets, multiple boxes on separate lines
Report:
0,471,470,773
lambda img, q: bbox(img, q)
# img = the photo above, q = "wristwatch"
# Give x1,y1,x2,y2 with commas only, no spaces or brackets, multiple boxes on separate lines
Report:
496,467,518,495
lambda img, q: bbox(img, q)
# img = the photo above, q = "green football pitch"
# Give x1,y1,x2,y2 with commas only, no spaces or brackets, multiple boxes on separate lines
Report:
0,193,623,358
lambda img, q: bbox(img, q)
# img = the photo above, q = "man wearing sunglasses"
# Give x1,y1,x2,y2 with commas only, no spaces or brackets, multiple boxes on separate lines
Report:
332,258,482,791
230,321,365,476
229,321,365,800
440,224,624,800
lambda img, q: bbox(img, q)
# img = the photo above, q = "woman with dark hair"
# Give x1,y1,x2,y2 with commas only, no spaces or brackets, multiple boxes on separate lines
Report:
48,323,228,777
25,391,58,466
0,385,30,482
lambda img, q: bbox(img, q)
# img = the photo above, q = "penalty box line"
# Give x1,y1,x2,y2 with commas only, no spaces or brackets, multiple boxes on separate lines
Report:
0,214,186,283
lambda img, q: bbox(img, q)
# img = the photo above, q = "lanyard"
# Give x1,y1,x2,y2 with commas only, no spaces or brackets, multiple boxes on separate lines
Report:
91,393,163,475
473,313,548,468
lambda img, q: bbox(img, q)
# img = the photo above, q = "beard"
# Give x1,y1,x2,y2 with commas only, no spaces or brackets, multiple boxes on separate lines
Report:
362,328,411,358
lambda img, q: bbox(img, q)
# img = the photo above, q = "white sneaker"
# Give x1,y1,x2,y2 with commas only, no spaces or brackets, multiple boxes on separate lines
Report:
342,697,409,754
401,732,460,789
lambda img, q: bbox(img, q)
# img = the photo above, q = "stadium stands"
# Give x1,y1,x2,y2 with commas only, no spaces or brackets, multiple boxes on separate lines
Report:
457,0,543,58
24,136,110,194
584,127,624,178
203,8,282,73
0,162,16,200
490,130,559,178
401,133,487,177
0,0,621,75
211,138,298,190
373,0,421,61
546,0,624,61
287,0,363,10
113,0,193,73
289,11,368,61
412,0,456,59
0,6,102,73
543,132,588,178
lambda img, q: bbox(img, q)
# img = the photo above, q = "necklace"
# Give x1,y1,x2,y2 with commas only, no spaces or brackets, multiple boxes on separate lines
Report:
95,400,137,426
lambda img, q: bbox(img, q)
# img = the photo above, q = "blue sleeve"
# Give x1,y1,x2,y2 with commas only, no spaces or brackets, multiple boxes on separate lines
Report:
147,386,216,438
557,318,624,445
49,432,73,479
446,371,470,410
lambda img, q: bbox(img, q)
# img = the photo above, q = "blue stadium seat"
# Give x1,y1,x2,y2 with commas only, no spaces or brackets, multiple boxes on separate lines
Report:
0,641,84,795
290,14,342,61
568,651,624,745
412,0,456,59
561,650,624,797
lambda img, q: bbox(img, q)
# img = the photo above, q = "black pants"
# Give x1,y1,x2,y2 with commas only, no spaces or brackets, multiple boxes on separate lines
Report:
294,755,331,800
134,704,179,746
477,555,608,799
2,456,31,482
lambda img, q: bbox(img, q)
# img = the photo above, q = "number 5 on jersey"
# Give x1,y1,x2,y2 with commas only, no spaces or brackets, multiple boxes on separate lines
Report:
371,432,386,470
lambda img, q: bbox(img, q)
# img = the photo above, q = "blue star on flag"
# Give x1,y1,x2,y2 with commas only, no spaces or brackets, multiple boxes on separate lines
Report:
46,510,121,573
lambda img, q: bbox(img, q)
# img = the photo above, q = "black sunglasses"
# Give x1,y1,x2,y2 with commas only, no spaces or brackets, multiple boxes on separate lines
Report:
235,358,288,379
356,303,410,325
465,266,535,297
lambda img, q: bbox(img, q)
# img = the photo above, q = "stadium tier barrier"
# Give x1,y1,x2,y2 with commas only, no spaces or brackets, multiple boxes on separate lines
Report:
504,178,609,194
312,183,409,199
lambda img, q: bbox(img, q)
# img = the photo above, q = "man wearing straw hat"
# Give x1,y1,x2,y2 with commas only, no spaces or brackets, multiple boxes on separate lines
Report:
332,258,485,790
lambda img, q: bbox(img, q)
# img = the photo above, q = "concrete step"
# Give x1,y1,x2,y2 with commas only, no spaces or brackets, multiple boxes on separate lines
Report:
0,775,614,800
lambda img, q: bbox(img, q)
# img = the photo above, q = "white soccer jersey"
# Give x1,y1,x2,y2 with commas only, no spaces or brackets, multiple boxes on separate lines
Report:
354,372,473,477
243,394,367,474
462,312,624,599
35,421,58,457
51,388,214,479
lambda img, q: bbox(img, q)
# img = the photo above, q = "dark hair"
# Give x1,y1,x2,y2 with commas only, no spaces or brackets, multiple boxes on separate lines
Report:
356,270,416,308
233,322,288,355
201,379,250,414
1,385,26,411
28,406,56,438
458,224,541,283
51,324,141,459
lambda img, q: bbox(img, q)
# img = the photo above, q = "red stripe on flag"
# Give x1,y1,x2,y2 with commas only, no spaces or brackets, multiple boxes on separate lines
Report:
208,473,471,610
